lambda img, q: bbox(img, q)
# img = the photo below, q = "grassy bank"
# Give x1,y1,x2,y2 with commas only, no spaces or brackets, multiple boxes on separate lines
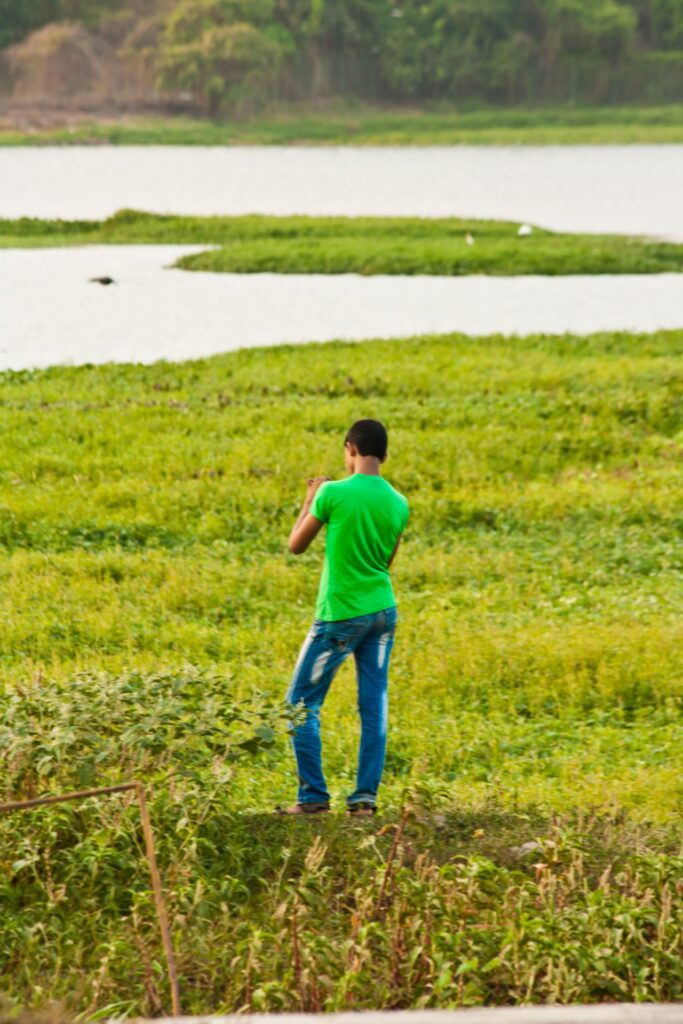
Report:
3,104,683,146
3,210,683,275
0,329,682,1014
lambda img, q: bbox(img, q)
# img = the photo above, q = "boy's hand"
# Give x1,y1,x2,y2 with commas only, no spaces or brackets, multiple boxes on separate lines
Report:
306,476,330,503
288,478,329,554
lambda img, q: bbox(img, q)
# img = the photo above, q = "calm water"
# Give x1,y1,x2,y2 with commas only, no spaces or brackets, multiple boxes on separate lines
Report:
2,246,682,370
2,145,682,368
2,144,683,236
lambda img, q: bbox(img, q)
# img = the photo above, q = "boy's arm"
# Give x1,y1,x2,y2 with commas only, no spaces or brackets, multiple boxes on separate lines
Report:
388,535,402,568
288,476,328,554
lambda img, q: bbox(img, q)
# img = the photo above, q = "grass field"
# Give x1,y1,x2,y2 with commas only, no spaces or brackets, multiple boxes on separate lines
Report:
1,330,682,1014
3,210,683,276
3,104,683,146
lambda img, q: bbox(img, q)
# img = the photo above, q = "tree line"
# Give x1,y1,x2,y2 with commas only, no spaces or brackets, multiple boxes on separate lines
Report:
2,0,683,110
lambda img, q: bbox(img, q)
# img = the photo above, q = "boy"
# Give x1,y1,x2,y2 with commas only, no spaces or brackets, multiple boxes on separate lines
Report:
277,419,409,817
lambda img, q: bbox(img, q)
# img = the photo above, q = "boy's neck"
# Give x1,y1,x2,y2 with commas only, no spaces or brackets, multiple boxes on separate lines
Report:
353,456,382,476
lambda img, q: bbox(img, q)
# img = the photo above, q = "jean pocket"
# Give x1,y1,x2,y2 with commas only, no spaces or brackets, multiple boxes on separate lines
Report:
324,619,367,652
383,606,398,630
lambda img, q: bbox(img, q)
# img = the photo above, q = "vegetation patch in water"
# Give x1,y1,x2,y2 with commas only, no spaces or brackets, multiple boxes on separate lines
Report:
2,210,683,276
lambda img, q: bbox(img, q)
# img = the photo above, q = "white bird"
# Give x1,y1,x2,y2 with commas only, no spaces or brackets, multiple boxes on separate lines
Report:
465,232,475,245
518,224,533,237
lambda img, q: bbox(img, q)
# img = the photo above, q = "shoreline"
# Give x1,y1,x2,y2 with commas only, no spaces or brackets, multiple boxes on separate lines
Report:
2,103,683,147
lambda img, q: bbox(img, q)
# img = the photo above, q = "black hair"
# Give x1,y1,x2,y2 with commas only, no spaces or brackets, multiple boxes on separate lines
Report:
345,419,388,459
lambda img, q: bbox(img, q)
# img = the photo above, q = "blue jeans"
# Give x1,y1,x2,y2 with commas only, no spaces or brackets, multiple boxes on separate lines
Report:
286,607,398,807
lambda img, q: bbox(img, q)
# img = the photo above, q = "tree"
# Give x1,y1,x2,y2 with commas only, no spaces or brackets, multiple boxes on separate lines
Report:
156,0,293,113
536,0,637,70
649,0,683,47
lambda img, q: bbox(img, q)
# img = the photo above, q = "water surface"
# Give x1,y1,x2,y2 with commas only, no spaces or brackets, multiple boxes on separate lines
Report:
3,145,683,236
2,246,681,370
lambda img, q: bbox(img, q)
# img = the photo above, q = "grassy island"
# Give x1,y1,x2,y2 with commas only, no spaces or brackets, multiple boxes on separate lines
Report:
3,210,683,276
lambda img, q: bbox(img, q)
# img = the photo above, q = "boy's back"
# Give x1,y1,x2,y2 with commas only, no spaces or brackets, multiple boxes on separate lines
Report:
311,475,409,622
279,418,408,817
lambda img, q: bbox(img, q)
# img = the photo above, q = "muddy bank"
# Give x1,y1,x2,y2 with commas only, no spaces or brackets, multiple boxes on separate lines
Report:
0,100,192,133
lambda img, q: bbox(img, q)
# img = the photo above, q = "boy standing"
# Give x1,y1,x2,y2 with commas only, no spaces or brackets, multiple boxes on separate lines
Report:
278,419,409,817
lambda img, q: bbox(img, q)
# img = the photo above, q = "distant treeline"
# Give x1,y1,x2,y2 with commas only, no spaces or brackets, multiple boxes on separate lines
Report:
2,0,683,110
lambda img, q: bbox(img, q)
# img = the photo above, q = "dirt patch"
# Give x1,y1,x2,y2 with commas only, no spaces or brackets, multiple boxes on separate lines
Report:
6,23,125,102
2,20,168,107
0,103,145,132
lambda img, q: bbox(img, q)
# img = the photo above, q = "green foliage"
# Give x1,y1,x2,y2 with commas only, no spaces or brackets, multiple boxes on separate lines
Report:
2,210,683,276
171,223,683,276
0,668,287,798
0,804,682,1012
4,104,683,146
156,0,292,113
373,0,637,100
160,0,276,41
0,330,682,1013
636,0,683,48
301,0,682,102
2,0,682,103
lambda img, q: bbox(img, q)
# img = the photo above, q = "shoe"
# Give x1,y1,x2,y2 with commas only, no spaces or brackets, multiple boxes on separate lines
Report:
346,801,376,816
275,802,330,815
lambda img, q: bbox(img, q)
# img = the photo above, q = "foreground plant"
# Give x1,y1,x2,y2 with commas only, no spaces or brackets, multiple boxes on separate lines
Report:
1,667,287,800
1,778,681,1013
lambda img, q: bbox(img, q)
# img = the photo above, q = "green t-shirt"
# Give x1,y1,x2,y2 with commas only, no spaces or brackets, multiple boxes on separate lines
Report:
310,474,409,622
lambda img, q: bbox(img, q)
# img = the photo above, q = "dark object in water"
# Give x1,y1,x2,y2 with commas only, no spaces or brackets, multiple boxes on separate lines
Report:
89,275,115,285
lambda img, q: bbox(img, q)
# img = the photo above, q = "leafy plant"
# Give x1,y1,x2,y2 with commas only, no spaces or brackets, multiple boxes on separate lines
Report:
156,0,292,113
0,667,290,799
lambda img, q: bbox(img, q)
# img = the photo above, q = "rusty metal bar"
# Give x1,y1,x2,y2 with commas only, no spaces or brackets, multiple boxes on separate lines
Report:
0,780,181,1016
134,782,181,1016
0,781,138,812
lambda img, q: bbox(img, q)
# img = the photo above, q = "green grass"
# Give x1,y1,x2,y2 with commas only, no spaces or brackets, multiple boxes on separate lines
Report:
1,329,682,1014
3,210,683,276
3,104,683,146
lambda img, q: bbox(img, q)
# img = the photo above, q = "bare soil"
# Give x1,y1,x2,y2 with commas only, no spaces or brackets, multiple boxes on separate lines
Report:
0,100,187,132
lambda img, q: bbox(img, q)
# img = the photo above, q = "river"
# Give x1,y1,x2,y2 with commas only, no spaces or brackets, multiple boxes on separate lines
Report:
2,145,682,369
2,144,683,236
2,246,681,370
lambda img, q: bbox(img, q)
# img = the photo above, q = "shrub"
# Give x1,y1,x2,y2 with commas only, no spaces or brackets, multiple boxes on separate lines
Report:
156,0,292,113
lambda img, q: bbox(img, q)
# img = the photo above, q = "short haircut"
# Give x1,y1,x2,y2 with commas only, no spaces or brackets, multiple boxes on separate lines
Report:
345,419,388,459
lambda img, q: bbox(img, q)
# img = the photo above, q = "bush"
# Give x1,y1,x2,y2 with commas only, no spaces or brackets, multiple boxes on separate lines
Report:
156,0,292,113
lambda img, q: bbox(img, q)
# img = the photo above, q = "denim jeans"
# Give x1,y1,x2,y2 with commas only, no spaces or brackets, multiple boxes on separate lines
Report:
286,606,398,807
